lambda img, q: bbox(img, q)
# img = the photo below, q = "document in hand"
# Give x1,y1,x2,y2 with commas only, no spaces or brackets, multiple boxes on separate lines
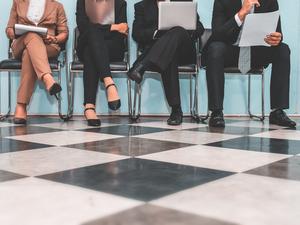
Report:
14,24,48,36
239,11,280,47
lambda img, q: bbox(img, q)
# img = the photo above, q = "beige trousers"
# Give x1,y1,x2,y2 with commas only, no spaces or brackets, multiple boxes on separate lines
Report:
12,33,59,104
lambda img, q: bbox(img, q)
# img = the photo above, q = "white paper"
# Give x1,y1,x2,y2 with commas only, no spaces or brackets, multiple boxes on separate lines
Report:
239,11,280,47
14,24,48,36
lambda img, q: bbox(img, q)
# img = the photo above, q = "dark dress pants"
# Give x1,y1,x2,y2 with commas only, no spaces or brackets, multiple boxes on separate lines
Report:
142,27,197,107
82,26,124,105
204,41,291,111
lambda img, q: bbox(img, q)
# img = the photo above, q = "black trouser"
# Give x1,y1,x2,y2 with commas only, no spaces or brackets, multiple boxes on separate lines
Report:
142,27,196,108
82,26,124,105
204,41,291,111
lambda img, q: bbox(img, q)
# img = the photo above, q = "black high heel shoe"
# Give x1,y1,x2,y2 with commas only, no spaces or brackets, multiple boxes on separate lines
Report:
84,108,101,127
13,117,27,125
106,84,121,111
49,83,62,100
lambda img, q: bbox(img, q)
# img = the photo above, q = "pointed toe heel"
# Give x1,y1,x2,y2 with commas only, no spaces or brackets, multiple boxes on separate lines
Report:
84,108,101,127
106,84,121,111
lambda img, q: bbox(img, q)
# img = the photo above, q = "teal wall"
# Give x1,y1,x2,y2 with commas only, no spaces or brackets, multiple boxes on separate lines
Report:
0,0,299,116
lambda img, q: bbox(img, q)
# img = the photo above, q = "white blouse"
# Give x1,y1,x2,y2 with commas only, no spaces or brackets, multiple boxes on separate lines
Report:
27,0,46,25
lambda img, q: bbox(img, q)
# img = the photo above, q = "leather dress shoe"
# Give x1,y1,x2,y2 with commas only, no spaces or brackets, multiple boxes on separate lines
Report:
209,110,225,128
13,117,27,125
167,110,183,126
269,109,296,128
127,63,146,84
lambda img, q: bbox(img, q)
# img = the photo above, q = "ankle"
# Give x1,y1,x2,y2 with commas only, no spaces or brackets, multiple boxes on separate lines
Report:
42,74,55,90
171,105,182,114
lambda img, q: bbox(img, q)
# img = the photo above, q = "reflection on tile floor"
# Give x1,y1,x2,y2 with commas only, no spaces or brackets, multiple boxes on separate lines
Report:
0,116,299,225
65,137,194,156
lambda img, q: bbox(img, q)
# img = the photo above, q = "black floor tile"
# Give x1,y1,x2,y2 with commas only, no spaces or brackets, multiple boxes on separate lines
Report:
187,126,273,135
0,126,62,137
246,156,300,181
81,125,172,136
206,136,300,155
38,158,234,201
83,204,238,225
0,170,26,183
65,137,194,156
0,138,53,153
6,117,62,125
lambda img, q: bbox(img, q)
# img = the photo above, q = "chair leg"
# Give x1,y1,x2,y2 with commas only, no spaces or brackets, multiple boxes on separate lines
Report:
67,69,75,120
57,66,71,121
248,73,265,121
0,72,12,121
127,79,132,118
130,82,141,121
190,73,201,123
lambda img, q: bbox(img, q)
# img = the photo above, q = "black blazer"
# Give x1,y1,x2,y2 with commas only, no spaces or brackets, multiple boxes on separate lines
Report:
132,0,205,49
210,0,282,45
76,0,127,60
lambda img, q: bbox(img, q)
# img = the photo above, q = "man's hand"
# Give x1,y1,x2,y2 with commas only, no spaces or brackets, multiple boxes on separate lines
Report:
7,28,15,40
43,34,57,44
238,0,261,22
111,23,129,36
265,32,282,46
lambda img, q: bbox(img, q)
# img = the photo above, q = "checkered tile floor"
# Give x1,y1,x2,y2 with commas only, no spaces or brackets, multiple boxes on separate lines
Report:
0,116,300,225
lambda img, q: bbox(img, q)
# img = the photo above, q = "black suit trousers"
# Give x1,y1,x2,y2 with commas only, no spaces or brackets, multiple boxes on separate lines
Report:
82,26,124,105
142,27,196,107
204,41,291,111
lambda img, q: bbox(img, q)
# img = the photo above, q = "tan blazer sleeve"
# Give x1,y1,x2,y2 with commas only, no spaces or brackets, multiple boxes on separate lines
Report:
6,0,18,37
56,4,69,35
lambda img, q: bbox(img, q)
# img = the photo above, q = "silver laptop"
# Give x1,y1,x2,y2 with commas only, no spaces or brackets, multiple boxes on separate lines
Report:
158,2,197,31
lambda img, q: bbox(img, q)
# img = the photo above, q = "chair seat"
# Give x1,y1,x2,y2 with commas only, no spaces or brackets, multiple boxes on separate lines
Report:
0,59,60,71
71,61,128,72
224,67,264,75
146,64,197,74
178,64,197,73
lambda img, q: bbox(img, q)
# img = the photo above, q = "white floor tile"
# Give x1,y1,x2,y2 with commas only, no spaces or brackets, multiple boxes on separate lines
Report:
6,131,122,146
251,129,300,141
139,145,291,173
0,178,142,225
131,121,207,130
31,121,117,130
153,173,300,225
136,130,240,145
0,147,128,176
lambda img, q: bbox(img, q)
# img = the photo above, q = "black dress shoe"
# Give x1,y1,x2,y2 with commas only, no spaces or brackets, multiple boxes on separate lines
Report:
209,110,225,128
84,108,101,127
127,63,146,84
269,109,296,128
105,83,121,111
167,110,183,126
13,118,27,125
49,83,62,100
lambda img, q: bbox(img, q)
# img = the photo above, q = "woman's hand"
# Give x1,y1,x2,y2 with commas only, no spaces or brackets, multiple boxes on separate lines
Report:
264,32,282,46
111,23,129,35
7,28,15,40
43,34,58,44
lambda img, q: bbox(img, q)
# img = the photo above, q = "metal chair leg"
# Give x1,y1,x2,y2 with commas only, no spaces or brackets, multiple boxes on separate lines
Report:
57,66,71,121
248,73,265,121
67,69,75,119
127,79,132,117
0,72,12,121
130,82,141,121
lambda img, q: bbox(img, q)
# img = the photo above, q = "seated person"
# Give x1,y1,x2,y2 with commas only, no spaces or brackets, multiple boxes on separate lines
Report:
76,0,128,127
203,0,296,128
6,0,68,124
128,0,204,126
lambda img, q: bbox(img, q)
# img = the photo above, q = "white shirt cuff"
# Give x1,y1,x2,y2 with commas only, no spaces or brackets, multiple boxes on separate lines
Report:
235,13,243,27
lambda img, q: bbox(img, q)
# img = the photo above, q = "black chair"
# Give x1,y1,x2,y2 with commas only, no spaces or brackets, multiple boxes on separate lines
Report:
67,28,132,118
200,29,266,121
130,39,203,122
0,40,69,121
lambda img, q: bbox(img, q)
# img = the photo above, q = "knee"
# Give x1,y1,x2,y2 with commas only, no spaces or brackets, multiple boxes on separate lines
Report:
23,32,43,45
169,26,189,38
274,43,290,61
207,41,227,60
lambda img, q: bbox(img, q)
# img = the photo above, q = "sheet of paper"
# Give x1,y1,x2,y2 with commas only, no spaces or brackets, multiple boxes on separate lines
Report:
14,24,48,36
239,11,280,47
